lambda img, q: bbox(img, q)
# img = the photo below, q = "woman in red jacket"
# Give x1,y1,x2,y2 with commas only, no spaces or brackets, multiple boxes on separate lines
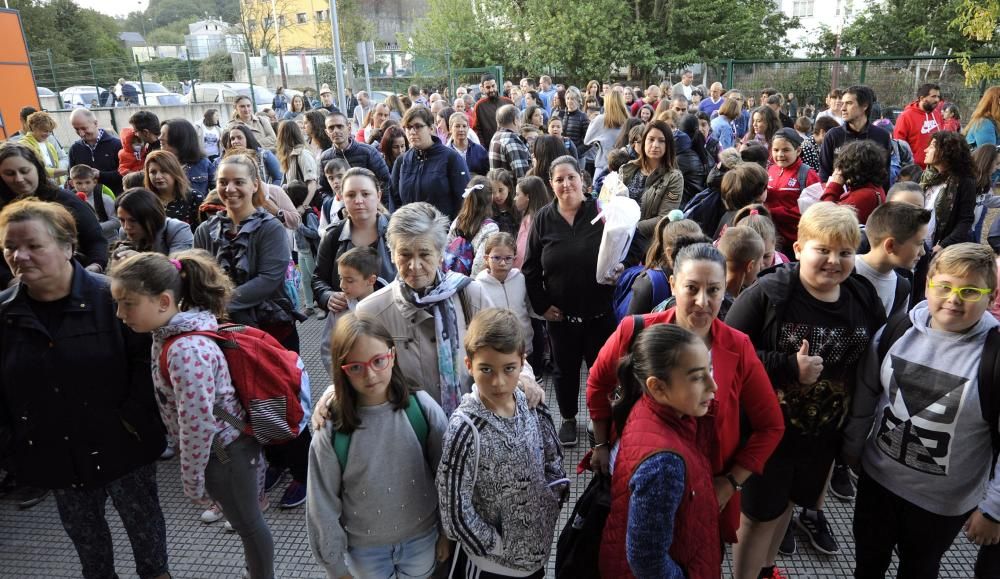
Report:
820,140,887,224
588,236,784,545
765,127,820,253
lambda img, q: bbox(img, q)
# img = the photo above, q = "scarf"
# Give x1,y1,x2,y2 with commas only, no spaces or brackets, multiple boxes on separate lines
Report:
401,271,472,414
921,166,959,241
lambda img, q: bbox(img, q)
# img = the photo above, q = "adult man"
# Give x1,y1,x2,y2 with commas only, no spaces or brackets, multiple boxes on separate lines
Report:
352,90,371,132
8,106,37,142
471,73,514,146
699,82,726,116
631,85,661,116
766,94,795,128
671,97,689,115
538,75,557,114
819,85,893,190
318,84,340,114
344,87,358,119
129,110,162,164
894,83,943,168
671,70,695,101
68,108,123,194
488,105,531,179
316,111,391,197
407,84,427,108
816,89,844,125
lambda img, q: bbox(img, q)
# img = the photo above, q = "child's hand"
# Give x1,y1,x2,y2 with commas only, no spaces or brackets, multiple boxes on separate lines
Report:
311,384,336,432
542,305,563,322
327,292,349,312
796,339,823,385
830,168,845,185
435,535,453,562
964,510,1000,545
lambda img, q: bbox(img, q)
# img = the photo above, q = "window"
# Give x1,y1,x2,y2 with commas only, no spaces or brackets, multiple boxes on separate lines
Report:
792,0,814,17
278,15,286,26
315,10,329,21
296,12,307,24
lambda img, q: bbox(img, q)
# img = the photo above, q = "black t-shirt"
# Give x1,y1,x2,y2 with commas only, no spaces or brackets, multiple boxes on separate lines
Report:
776,286,871,436
26,293,71,336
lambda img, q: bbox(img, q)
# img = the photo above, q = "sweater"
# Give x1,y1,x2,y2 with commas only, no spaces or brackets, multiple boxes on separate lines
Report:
307,391,448,578
437,388,565,575
584,117,624,171
69,129,123,194
894,101,943,167
766,158,820,249
471,96,514,146
818,121,893,190
475,268,534,354
844,303,1000,518
967,118,999,149
820,180,885,225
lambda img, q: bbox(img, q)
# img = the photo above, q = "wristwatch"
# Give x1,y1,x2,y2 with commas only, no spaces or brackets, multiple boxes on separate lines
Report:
276,209,285,222
725,473,743,492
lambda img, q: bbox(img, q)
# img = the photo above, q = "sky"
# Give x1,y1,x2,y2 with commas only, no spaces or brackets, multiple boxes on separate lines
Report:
73,0,148,18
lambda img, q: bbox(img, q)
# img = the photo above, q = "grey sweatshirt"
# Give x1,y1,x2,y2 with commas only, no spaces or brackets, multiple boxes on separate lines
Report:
306,390,448,578
436,387,565,576
844,302,1000,517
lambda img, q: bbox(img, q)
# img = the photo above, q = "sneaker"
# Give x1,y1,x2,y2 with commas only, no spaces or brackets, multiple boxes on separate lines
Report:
316,310,328,320
159,441,175,460
223,520,235,533
777,519,796,556
264,466,285,492
771,567,789,579
757,566,789,579
200,503,225,524
829,464,856,500
279,480,307,508
558,419,578,447
795,509,840,555
15,486,49,510
303,307,315,317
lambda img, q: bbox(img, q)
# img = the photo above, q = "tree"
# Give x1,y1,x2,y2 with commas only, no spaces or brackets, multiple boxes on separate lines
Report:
952,0,1000,84
836,0,987,56
200,51,235,81
237,0,295,56
12,0,128,63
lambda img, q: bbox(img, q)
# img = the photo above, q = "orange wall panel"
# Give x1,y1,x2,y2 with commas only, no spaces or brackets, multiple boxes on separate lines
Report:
0,10,40,139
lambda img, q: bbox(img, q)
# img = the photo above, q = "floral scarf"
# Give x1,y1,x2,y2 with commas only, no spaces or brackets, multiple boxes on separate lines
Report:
921,166,959,241
400,271,472,415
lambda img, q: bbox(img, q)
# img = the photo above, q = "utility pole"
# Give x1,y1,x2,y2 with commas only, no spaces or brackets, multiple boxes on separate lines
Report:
328,0,347,113
269,0,288,87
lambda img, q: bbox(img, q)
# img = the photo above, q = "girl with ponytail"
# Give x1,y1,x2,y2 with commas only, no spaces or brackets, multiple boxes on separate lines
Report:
109,250,275,578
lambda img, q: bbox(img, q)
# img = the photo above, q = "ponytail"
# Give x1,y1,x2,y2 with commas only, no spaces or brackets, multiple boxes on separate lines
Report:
109,250,233,317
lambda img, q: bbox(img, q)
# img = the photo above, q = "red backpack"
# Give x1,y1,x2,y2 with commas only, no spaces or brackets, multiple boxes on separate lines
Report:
159,324,305,445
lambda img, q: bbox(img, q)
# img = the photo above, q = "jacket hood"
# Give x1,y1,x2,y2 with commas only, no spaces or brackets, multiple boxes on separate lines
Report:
153,309,219,340
474,268,523,286
120,127,137,147
706,165,725,190
908,300,1000,339
904,100,935,116
673,130,693,154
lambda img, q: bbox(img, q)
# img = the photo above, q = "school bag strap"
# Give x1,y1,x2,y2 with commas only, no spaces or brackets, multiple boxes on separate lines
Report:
332,393,428,472
797,163,810,190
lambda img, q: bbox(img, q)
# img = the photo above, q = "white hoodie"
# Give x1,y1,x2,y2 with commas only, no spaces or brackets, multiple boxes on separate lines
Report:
475,268,534,354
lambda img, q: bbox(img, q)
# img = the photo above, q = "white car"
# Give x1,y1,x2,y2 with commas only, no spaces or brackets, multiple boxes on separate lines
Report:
60,86,103,108
183,82,275,112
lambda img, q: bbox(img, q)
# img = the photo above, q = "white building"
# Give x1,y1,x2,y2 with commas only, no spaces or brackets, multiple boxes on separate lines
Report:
779,0,856,57
185,19,246,60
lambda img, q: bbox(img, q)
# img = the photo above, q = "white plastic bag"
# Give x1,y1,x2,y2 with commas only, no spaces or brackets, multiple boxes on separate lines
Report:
798,182,825,214
598,171,629,203
593,196,640,284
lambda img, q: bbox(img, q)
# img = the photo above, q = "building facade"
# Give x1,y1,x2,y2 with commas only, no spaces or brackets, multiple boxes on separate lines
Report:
185,19,246,60
779,0,856,56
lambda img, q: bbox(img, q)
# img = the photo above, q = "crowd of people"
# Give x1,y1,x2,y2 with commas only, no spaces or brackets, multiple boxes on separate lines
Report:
1,70,1000,579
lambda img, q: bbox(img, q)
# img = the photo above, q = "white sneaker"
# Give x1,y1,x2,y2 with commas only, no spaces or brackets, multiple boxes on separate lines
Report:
224,520,236,533
200,504,224,524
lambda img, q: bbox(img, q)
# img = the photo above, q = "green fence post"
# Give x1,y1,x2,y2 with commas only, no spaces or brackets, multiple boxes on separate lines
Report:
313,56,320,97
447,50,454,99
90,60,101,108
245,55,256,110
47,49,59,97
726,59,734,89
815,62,823,108
859,59,868,84
187,53,197,103
135,58,148,106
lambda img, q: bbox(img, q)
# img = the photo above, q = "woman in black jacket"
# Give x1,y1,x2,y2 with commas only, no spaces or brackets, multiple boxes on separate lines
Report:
677,114,712,206
560,86,591,154
922,131,977,252
0,199,168,579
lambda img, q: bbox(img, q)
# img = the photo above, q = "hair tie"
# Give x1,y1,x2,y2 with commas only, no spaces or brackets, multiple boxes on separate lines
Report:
169,259,182,271
667,209,685,222
463,183,485,198
749,209,759,217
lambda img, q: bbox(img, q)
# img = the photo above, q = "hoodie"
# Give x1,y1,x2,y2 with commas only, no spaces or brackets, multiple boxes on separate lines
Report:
844,302,1000,518
894,101,943,168
116,127,145,177
766,158,820,249
437,388,565,575
474,268,534,354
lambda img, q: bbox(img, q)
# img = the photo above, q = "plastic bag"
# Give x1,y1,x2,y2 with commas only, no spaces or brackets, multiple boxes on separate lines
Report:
598,171,628,203
593,196,640,285
798,182,825,214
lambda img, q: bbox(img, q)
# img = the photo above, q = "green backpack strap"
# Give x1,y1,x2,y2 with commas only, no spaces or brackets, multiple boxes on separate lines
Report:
331,393,428,473
333,430,351,473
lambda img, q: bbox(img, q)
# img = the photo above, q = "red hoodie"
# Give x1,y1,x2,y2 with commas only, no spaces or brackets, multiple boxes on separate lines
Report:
766,157,820,249
894,100,943,168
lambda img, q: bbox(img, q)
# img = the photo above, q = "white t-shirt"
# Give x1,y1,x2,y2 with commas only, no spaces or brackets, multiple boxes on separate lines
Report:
856,255,901,316
925,183,945,245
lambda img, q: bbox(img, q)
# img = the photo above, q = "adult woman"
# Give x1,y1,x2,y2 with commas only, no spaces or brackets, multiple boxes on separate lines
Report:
283,94,309,121
302,110,332,159
388,107,470,219
551,89,568,122
143,150,200,228
618,120,684,239
194,153,302,350
379,126,409,173
0,143,106,285
111,187,193,263
677,114,712,206
586,80,601,106
275,120,319,210
434,106,454,143
523,155,629,446
20,112,67,182
711,97,742,150
448,112,488,175
222,123,284,186
0,199,168,579
587,238,784,548
357,103,391,144
312,167,396,317
584,90,629,184
385,94,406,121
743,105,781,147
527,135,566,194
524,105,546,130
194,109,223,162
228,95,277,149
638,104,655,124
161,118,215,201
922,131,977,252
561,86,591,153
964,86,1000,149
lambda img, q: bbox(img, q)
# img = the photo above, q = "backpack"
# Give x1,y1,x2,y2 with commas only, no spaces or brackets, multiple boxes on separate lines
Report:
443,220,494,275
158,324,305,445
794,162,810,192
284,260,302,311
889,140,903,187
613,267,669,321
332,394,428,471
877,314,1000,474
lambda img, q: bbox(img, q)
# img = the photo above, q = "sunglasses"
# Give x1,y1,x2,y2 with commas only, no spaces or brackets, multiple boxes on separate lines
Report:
341,349,395,376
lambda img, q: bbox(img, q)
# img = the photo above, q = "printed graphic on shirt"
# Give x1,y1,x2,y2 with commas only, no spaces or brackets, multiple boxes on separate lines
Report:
875,355,968,476
921,119,940,135
778,322,870,435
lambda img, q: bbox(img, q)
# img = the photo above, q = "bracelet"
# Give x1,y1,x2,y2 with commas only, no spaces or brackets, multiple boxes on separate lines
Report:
592,442,609,450
725,473,743,492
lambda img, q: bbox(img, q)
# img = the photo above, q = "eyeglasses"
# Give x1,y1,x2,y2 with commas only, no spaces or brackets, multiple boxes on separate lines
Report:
341,350,394,376
488,255,515,263
404,123,427,132
927,281,994,302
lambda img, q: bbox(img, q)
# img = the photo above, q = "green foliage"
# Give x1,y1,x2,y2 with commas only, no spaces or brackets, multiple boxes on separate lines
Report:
952,0,1000,84
835,0,989,56
199,51,235,82
13,0,128,64
146,18,199,46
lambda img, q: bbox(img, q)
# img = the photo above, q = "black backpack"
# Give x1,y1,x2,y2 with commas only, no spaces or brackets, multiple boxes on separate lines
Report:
877,314,1000,474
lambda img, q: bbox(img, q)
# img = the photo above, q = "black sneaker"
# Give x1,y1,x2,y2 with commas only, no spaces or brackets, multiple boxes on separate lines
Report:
829,464,856,500
558,419,578,447
777,518,796,556
795,509,840,555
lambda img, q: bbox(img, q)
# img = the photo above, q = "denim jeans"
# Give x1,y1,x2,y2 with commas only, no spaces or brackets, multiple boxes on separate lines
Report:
298,248,317,306
346,525,438,579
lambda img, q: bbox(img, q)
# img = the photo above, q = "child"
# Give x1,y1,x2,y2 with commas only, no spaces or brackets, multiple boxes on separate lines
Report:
319,247,384,378
941,103,962,133
821,140,887,224
284,182,321,316
69,164,118,241
109,250,276,578
897,163,924,184
844,243,1000,578
512,175,550,269
766,127,821,253
857,201,930,318
719,225,765,300
123,170,146,190
117,127,144,177
546,117,579,159
718,163,769,238
886,180,926,207
599,323,721,578
307,313,449,579
732,205,791,268
972,144,1000,243
486,168,518,235
319,159,350,235
519,125,541,151
476,233,534,355
634,217,702,315
437,308,566,579
726,202,884,577
444,176,499,276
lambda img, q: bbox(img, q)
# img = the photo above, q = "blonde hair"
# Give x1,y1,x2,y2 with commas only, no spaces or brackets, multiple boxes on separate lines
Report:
25,111,56,133
0,198,76,250
928,242,998,291
797,202,861,249
965,87,1000,138
602,90,628,129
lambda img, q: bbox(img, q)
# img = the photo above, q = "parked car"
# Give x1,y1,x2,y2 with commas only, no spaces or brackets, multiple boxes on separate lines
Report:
60,86,102,108
183,82,274,112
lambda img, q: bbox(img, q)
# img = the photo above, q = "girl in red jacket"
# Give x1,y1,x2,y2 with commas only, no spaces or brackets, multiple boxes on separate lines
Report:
820,140,887,224
766,128,820,253
599,323,721,579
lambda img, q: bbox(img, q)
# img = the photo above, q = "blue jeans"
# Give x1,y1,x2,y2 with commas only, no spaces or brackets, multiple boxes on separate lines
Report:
347,526,438,579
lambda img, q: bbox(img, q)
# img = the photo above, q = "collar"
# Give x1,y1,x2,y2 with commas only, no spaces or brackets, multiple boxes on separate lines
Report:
1,261,99,315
